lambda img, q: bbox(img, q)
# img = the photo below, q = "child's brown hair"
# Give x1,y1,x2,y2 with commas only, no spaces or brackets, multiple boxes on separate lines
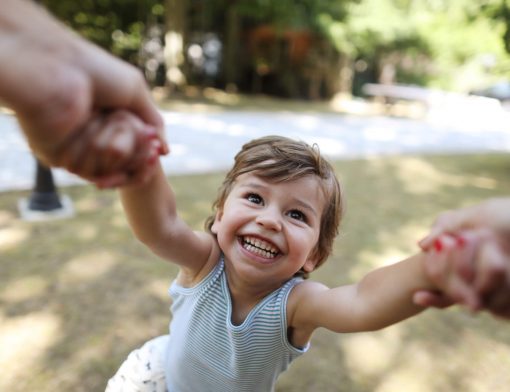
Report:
205,135,343,277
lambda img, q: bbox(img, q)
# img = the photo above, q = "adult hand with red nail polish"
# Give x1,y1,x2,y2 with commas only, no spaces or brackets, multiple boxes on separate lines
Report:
414,199,510,319
413,232,482,312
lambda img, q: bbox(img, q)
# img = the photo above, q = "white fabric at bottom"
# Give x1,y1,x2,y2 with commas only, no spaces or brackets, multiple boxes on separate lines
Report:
105,335,168,392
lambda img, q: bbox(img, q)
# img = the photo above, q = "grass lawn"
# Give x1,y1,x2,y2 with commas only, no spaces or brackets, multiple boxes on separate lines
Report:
1,152,510,392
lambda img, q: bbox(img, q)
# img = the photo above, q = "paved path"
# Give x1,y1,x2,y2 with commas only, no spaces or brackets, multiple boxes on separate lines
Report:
1,108,510,192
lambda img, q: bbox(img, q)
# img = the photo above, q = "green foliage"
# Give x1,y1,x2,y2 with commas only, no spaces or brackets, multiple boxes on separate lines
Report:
39,0,510,92
410,0,508,89
235,0,349,31
343,0,510,89
42,0,163,62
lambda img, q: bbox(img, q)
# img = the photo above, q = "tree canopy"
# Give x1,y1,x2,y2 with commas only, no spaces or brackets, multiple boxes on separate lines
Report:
42,0,510,98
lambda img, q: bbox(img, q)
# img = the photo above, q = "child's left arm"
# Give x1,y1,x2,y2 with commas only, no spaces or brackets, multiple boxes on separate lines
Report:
290,251,446,338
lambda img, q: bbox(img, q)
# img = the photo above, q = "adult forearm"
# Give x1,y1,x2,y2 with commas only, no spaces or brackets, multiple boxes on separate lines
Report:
0,0,93,162
0,0,167,169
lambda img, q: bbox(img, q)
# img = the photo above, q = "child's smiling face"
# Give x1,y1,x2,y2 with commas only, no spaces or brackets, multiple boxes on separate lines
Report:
211,172,325,287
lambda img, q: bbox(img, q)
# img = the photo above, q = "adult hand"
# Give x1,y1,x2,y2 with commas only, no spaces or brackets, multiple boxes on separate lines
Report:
61,110,163,189
0,0,169,183
414,199,510,319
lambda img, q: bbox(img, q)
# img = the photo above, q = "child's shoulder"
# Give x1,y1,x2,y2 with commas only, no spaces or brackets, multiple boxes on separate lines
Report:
287,279,329,318
286,279,330,347
175,234,222,287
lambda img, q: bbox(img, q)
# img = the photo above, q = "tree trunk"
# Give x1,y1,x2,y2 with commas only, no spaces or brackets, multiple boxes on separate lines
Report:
223,2,241,90
336,53,353,97
164,0,188,91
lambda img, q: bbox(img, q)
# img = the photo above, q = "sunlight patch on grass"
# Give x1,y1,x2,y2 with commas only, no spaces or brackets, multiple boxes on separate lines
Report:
178,200,214,227
340,326,403,377
382,223,428,245
373,339,443,392
0,311,60,391
0,210,16,226
0,225,29,251
349,248,408,281
435,327,510,392
376,370,431,392
111,214,129,228
378,157,498,194
58,250,118,286
469,176,498,189
371,324,510,392
113,198,124,212
74,196,108,212
346,220,430,281
74,224,99,241
146,279,172,301
1,275,47,302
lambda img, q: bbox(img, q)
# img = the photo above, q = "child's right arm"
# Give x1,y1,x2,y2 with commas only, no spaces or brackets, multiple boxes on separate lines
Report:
119,163,217,275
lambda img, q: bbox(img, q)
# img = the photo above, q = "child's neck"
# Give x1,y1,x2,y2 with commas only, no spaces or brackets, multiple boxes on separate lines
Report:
224,265,286,325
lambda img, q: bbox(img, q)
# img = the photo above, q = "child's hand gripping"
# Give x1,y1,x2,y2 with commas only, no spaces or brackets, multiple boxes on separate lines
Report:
54,110,165,188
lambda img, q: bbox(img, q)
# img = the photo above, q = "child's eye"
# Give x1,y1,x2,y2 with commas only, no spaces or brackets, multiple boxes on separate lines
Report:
246,193,263,205
288,209,306,222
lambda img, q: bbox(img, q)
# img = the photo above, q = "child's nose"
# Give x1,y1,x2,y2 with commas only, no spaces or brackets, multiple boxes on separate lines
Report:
255,207,282,231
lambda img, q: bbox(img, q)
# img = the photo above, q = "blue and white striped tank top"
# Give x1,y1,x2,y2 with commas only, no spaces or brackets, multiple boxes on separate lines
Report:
164,257,308,392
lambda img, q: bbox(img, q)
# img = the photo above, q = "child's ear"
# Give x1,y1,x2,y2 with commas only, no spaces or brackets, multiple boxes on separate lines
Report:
303,254,320,273
210,210,223,234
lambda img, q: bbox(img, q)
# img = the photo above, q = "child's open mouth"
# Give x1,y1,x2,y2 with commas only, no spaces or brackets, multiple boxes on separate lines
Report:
241,236,280,259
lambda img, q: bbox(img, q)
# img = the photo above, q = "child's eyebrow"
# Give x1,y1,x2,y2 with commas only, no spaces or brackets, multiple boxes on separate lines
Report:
239,182,266,190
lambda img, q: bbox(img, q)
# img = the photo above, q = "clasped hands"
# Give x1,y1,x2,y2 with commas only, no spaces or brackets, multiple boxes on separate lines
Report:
414,199,510,319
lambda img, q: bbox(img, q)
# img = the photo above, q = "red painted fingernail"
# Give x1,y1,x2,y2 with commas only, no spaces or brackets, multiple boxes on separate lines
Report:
434,239,443,252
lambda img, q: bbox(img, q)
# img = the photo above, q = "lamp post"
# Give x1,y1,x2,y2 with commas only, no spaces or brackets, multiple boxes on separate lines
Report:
28,159,63,211
18,158,74,221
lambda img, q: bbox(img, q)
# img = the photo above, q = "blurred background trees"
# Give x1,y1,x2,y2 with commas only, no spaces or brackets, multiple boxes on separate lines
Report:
41,0,510,100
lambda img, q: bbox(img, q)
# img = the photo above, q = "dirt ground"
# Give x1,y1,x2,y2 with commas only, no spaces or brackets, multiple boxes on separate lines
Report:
1,153,510,392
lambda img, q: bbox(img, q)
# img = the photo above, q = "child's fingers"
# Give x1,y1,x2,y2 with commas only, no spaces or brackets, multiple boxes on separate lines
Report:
90,111,145,173
124,125,161,171
474,239,508,300
449,231,481,283
412,290,454,308
57,115,104,177
96,133,160,189
153,122,169,155
55,109,162,186
123,144,160,186
92,137,158,189
83,111,151,181
425,234,481,310
92,119,125,173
